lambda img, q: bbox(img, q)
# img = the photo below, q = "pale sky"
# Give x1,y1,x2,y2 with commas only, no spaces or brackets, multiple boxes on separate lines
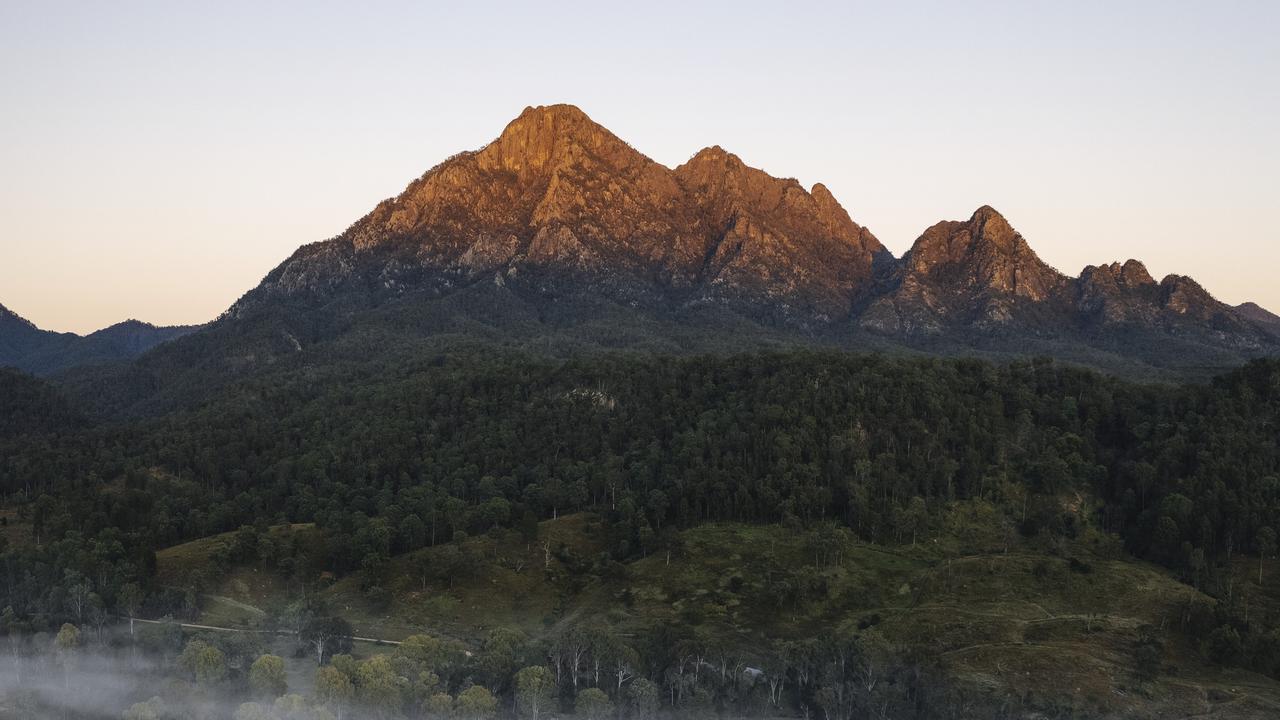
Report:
1,1,1276,333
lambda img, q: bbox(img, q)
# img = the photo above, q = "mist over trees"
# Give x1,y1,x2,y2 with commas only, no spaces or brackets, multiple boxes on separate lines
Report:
0,617,950,720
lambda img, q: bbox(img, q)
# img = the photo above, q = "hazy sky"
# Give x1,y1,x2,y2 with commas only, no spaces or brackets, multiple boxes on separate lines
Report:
1,1,1276,333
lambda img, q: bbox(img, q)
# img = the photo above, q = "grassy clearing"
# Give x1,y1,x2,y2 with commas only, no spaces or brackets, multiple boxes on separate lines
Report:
155,506,1280,718
157,523,316,584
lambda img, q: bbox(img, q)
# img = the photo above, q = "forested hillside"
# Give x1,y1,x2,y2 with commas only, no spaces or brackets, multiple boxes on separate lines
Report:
12,353,1280,568
0,304,197,376
2,353,1280,717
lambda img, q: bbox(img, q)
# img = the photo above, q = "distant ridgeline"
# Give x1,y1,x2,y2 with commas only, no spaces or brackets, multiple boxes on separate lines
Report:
0,302,197,376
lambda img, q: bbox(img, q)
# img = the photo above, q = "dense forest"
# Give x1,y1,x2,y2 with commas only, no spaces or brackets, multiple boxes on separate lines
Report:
1,353,1280,718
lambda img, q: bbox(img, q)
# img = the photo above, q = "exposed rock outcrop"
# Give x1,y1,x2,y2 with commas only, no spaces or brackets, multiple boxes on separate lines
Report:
213,103,1275,363
240,104,886,321
860,206,1070,334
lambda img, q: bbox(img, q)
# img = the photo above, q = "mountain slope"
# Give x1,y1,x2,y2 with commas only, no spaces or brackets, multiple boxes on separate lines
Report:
0,367,85,437
0,303,198,375
0,303,59,361
1237,301,1280,335
673,145,887,318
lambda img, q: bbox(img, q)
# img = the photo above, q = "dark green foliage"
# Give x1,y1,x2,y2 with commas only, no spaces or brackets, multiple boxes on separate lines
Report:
301,616,353,665
1132,627,1163,685
0,303,196,376
0,368,84,438
3,352,1280,689
1204,625,1244,665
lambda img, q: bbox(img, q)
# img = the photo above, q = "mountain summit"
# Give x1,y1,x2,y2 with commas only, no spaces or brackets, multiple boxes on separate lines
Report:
29,104,1275,404
216,104,1278,367
861,206,1071,334
238,104,888,322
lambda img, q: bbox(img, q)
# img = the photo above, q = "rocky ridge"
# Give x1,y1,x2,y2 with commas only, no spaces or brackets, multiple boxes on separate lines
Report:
234,104,889,323
230,104,1275,357
12,104,1274,390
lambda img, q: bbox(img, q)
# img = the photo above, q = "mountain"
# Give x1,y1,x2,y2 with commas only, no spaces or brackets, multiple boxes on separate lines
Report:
1075,263,1262,340
53,105,1279,415
228,105,1272,348
860,206,1073,334
1237,301,1280,335
230,104,888,324
0,303,49,359
0,303,198,375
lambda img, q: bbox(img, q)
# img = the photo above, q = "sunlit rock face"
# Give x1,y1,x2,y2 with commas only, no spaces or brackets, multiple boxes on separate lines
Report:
1069,259,1263,347
236,104,888,323
860,206,1072,335
221,104,1275,354
1077,260,1162,325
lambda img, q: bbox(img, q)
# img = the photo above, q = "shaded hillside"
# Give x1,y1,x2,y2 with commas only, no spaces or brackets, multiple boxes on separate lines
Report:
0,367,84,438
1238,301,1280,335
0,302,198,375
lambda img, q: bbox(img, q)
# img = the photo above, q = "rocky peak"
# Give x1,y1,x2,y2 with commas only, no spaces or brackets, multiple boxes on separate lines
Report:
673,146,887,316
1159,274,1219,318
342,103,690,273
300,106,892,320
859,207,1071,335
968,205,1017,247
810,183,881,251
902,206,1066,302
1075,259,1258,334
1120,259,1155,286
475,104,649,178
675,145,798,205
808,182,843,220
674,148,881,252
1079,259,1157,292
1077,260,1162,323
683,145,743,169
